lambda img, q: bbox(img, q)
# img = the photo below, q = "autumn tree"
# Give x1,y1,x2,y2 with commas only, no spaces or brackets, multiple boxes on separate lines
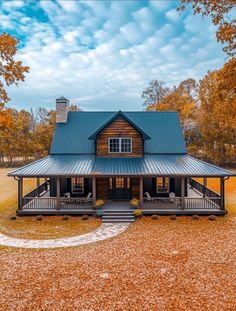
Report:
198,58,236,165
178,0,236,57
142,80,170,107
0,33,29,107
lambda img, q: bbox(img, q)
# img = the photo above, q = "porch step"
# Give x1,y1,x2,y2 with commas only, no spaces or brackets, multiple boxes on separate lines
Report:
102,210,135,223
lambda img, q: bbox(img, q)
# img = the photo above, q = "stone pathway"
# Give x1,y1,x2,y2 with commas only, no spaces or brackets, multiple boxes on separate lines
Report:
0,223,130,249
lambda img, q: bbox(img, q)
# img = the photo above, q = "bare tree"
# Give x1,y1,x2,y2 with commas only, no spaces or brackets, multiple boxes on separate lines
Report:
142,80,170,108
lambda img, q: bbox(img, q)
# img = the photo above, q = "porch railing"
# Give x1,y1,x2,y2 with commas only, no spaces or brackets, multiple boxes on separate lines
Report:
143,197,182,207
22,197,57,209
22,196,93,210
189,178,221,207
143,197,221,210
24,181,48,198
184,197,221,209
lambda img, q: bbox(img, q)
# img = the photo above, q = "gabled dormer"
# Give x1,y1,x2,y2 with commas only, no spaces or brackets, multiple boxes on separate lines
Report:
89,111,150,157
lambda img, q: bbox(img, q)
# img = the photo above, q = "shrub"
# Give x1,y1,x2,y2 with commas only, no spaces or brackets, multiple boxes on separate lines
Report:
94,199,104,208
130,198,139,207
62,215,70,221
82,215,89,220
192,215,199,220
133,209,143,217
208,215,217,221
36,215,43,221
170,215,177,220
151,215,159,220
10,216,17,220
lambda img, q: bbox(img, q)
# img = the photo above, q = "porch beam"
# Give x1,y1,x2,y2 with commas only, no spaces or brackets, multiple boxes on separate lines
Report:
18,177,23,211
220,177,225,210
92,177,96,207
181,177,185,209
139,177,143,208
56,177,60,210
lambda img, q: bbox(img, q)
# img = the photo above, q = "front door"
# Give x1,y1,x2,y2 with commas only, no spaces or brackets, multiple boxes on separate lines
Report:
108,178,131,200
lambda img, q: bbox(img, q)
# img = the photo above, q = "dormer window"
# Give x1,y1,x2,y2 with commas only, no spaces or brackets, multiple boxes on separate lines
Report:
109,138,132,153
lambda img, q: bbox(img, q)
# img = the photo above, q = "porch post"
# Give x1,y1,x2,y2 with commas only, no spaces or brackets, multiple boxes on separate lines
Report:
181,177,185,209
36,177,40,196
18,177,23,211
220,177,225,210
92,177,96,207
56,177,60,210
203,177,207,197
139,177,143,208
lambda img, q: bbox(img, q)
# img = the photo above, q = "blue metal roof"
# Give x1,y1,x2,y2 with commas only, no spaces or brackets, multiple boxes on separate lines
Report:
88,111,151,140
50,111,187,154
8,154,235,177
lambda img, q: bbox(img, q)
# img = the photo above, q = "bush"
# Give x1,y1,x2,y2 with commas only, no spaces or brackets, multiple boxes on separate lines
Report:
192,215,199,220
130,198,139,207
208,215,217,221
151,215,159,220
95,199,104,208
36,215,43,221
62,215,70,221
170,215,177,220
133,209,143,217
82,215,89,220
10,216,17,220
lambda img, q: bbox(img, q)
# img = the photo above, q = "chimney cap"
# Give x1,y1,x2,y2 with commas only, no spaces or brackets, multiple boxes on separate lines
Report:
56,96,69,101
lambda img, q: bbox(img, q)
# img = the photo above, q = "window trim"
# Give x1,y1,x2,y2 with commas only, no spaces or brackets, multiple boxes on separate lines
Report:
108,137,132,153
71,177,84,194
156,177,169,194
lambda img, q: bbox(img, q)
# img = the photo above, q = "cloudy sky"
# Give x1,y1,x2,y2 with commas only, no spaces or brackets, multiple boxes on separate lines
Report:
0,0,227,111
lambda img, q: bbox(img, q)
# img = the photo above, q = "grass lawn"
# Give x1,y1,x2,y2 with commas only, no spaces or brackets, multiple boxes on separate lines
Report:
0,168,100,239
0,168,236,310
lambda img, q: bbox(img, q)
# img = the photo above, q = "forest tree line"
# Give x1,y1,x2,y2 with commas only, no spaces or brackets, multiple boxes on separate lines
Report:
142,57,236,166
0,56,235,166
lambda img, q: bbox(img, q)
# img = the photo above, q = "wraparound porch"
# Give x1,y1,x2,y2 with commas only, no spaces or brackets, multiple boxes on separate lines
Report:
16,176,227,216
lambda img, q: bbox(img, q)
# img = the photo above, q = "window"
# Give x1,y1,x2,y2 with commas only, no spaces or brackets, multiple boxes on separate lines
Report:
72,178,84,194
116,178,124,188
156,177,169,193
109,138,120,153
109,138,132,153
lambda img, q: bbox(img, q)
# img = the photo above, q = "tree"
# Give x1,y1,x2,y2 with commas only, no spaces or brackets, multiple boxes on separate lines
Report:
142,80,170,107
143,78,201,155
0,33,29,107
198,58,236,165
178,0,236,57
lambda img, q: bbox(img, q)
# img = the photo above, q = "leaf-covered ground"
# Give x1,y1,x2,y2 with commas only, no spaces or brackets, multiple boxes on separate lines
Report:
0,169,100,239
0,216,236,311
0,168,236,310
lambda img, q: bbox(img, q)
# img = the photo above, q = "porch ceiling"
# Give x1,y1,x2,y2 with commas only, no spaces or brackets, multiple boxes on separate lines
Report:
8,154,235,177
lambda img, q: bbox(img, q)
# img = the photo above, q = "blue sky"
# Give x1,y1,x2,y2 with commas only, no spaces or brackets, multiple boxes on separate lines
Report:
0,0,227,111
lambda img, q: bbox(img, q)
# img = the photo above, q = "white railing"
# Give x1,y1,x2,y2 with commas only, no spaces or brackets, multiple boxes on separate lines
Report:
143,197,221,210
22,197,93,210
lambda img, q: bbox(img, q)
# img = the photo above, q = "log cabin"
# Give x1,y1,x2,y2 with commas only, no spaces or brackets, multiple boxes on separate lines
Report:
8,97,235,222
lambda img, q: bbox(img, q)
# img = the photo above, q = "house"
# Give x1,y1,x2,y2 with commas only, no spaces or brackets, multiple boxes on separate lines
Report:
8,97,235,221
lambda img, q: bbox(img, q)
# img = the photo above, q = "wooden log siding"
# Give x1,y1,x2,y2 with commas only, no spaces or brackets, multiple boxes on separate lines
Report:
96,116,144,157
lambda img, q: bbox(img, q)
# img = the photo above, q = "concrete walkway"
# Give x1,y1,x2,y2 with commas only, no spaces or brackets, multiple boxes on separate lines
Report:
0,223,130,249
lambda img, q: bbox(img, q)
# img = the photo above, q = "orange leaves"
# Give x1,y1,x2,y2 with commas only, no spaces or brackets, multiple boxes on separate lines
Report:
0,33,29,106
178,0,236,57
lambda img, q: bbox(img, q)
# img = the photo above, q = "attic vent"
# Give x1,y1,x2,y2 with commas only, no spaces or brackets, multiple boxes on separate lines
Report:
56,97,69,123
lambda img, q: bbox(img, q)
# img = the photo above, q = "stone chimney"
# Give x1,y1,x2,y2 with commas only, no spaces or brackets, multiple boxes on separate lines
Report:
56,97,69,123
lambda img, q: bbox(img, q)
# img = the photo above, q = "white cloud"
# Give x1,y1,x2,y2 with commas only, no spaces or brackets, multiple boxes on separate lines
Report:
0,0,226,111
